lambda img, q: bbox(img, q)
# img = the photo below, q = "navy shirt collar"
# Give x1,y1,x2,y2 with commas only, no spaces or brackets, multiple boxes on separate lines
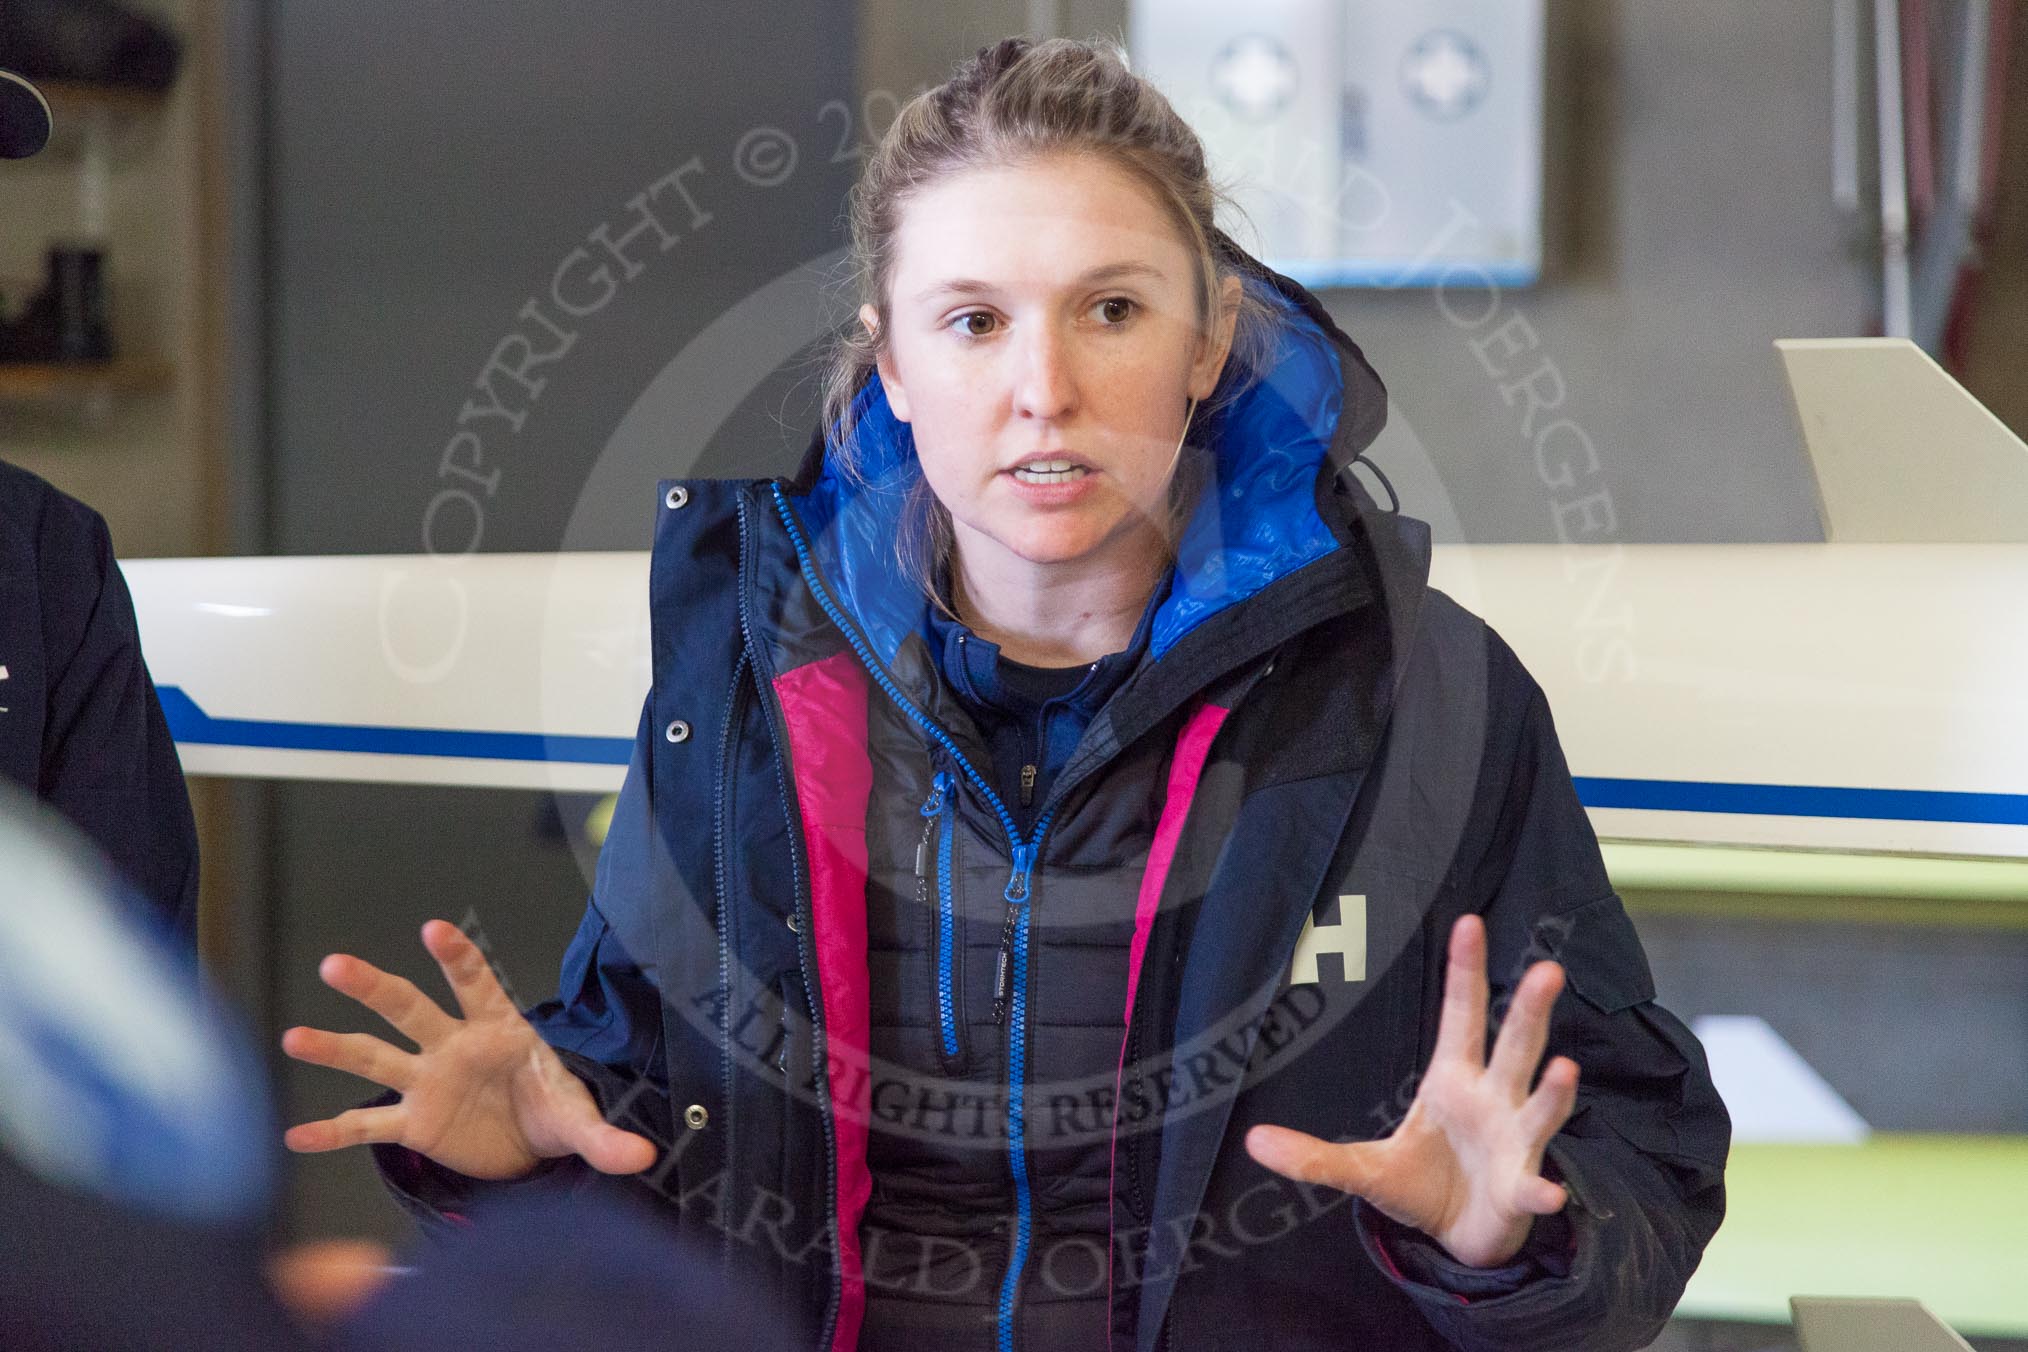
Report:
923,561,1172,720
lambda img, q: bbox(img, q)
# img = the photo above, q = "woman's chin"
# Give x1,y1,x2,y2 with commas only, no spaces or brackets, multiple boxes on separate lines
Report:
964,500,1164,572
984,517,1117,567
993,527,1168,575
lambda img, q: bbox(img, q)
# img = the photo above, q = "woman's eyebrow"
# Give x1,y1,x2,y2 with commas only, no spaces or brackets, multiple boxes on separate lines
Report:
911,260,1169,305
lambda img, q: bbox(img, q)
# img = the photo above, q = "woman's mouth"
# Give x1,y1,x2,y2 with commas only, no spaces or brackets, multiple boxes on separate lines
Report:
1009,459,1091,485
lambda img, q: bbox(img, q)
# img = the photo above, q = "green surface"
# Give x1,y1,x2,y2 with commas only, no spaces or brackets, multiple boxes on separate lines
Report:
1677,1135,2028,1336
1602,842,2028,928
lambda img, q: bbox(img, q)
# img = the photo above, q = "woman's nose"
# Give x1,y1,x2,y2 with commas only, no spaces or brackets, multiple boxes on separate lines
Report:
1012,325,1078,421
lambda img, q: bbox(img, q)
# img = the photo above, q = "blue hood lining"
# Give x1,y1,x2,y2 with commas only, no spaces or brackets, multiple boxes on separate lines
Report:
789,270,1359,667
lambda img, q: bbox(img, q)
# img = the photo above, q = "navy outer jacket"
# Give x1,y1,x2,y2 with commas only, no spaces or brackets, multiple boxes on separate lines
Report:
0,459,199,944
376,235,1729,1352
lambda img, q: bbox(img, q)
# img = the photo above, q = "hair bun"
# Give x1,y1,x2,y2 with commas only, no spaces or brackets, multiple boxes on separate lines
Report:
973,37,1031,81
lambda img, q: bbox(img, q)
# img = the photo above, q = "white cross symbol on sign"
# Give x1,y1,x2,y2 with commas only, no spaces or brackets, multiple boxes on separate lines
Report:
1211,35,1297,122
1289,894,1366,985
1402,30,1490,120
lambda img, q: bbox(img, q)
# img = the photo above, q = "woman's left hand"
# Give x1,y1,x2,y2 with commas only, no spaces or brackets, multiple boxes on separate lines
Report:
1244,913,1580,1270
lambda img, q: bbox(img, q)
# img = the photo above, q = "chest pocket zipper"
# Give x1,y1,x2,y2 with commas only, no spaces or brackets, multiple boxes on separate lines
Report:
919,767,969,1075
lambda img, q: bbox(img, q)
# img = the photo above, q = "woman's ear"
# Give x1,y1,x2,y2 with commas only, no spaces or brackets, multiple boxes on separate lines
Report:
1187,274,1244,402
861,302,911,421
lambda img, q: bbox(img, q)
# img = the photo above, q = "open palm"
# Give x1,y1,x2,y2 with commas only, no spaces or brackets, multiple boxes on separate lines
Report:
1246,913,1578,1269
281,919,656,1182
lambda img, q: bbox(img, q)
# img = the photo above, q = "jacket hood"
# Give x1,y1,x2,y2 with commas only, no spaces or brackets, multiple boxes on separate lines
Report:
778,229,1413,675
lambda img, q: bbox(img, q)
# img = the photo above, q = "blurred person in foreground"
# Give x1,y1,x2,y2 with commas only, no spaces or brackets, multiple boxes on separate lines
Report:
0,459,199,944
0,781,787,1350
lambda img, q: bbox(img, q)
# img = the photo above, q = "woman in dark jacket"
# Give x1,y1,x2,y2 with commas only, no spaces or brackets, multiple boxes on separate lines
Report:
282,36,1729,1352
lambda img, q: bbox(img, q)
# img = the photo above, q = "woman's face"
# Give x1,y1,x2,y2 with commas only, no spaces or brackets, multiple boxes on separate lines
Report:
865,152,1239,579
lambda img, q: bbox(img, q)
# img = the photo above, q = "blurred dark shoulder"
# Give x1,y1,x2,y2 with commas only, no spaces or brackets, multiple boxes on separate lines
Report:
0,456,118,587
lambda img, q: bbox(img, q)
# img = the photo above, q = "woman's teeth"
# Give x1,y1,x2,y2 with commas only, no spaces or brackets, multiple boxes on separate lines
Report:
1012,462,1088,484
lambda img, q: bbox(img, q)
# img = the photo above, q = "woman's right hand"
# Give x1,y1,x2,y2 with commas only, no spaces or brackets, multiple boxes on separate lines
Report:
281,918,657,1181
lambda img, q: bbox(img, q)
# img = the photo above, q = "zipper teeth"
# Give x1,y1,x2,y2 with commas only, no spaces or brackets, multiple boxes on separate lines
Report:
995,901,1035,1352
935,783,959,1059
994,837,1055,1352
1123,1013,1149,1224
712,647,750,1270
736,493,843,1350
768,483,1056,1352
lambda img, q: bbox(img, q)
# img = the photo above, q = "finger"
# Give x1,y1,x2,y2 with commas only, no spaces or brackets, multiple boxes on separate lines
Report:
280,1026,418,1093
420,919,518,1024
267,1239,397,1324
1486,960,1565,1092
1429,914,1489,1068
568,1120,659,1176
283,1104,406,1154
1516,1175,1569,1215
1243,1124,1383,1199
542,1058,657,1175
318,953,456,1048
1517,1055,1581,1146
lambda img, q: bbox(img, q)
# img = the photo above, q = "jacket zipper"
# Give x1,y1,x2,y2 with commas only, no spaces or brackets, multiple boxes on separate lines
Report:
711,646,752,1268
917,766,968,1070
1122,1008,1151,1227
734,493,844,1350
768,483,1055,1352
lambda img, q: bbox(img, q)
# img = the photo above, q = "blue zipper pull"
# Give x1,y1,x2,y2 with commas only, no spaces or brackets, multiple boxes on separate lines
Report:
920,768,951,818
1003,842,1037,903
992,842,1040,1025
916,770,950,878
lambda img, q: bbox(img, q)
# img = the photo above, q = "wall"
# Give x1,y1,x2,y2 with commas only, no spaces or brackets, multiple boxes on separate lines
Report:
1959,11,2028,438
0,0,218,560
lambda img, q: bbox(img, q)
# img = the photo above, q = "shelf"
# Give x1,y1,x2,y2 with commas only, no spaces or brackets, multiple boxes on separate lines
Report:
0,360,173,403
36,79,169,117
28,79,169,164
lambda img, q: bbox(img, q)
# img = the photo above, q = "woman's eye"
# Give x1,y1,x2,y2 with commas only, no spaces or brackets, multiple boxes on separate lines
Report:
950,311,998,338
1094,296,1135,325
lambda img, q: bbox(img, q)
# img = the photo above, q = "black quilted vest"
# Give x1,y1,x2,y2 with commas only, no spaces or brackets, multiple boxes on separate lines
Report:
858,631,1164,1349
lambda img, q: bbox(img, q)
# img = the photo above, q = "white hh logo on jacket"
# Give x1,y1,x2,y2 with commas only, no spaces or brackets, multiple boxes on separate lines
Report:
1289,894,1366,985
